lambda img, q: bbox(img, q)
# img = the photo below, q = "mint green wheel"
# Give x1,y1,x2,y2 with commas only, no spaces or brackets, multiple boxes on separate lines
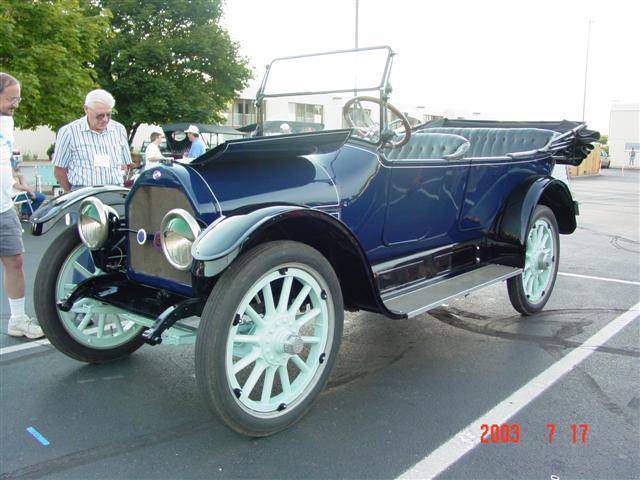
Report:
508,205,560,315
34,227,146,363
196,241,343,437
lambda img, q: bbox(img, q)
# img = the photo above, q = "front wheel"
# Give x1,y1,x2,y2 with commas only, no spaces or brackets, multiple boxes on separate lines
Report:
34,227,146,363
195,241,344,437
507,205,560,315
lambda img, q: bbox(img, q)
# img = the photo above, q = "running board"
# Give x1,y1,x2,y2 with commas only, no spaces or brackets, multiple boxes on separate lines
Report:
382,264,522,318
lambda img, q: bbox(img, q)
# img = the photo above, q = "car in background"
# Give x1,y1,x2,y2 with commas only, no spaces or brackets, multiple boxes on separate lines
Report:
600,150,610,168
163,123,245,157
140,138,172,162
237,120,324,136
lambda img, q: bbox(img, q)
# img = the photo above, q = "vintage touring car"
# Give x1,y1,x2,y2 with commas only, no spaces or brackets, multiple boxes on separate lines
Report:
32,46,598,436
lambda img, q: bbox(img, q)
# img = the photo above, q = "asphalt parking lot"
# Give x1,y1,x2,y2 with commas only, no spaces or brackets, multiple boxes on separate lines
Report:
1,169,638,480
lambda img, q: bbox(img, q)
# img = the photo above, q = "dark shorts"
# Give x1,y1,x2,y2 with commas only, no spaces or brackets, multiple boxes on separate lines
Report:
0,209,24,257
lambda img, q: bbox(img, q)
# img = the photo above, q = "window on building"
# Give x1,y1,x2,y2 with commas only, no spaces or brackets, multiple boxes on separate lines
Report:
289,103,323,124
422,114,443,123
226,99,257,127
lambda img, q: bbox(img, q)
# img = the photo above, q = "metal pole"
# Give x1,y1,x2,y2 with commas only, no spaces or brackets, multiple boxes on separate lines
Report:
582,20,594,121
354,0,359,97
355,0,359,51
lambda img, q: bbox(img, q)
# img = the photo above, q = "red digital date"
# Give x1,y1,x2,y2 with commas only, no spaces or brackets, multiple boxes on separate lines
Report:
480,423,521,443
547,423,589,444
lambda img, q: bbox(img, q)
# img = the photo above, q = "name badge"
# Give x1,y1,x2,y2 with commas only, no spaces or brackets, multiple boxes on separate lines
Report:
94,154,110,168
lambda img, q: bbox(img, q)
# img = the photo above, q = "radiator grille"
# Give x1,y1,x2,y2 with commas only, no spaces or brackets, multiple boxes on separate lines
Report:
128,185,194,286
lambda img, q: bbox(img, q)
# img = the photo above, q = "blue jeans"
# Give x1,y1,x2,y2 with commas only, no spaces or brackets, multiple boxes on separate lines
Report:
21,192,46,217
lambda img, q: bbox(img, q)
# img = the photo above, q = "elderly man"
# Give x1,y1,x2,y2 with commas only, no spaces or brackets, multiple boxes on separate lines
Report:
0,72,44,338
184,124,206,159
53,89,132,191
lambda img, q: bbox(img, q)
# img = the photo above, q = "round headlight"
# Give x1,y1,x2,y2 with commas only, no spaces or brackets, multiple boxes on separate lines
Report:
78,197,115,250
160,209,201,271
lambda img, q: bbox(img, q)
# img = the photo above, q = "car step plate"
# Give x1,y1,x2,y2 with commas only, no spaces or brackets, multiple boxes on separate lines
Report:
382,264,522,318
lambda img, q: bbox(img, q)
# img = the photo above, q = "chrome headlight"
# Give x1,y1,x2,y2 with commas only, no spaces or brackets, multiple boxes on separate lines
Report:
160,209,201,271
78,197,117,250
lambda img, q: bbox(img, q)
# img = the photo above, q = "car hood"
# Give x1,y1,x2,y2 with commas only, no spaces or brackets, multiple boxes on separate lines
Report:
189,149,340,216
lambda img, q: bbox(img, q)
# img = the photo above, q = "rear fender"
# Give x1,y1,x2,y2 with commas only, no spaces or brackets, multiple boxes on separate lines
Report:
30,186,129,236
192,206,401,318
492,176,576,265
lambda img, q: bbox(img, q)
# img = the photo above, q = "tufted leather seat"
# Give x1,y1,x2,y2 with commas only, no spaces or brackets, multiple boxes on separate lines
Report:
418,128,556,158
385,132,470,161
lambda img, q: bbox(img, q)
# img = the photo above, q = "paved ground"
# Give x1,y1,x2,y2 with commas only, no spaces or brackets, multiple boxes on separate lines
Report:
1,169,638,479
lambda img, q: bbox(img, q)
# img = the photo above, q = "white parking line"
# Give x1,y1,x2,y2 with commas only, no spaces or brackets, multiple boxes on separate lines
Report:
559,271,640,286
0,338,51,356
398,301,640,480
0,327,98,356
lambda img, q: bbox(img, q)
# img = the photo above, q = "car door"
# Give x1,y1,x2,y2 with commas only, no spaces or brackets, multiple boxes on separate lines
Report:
382,156,471,248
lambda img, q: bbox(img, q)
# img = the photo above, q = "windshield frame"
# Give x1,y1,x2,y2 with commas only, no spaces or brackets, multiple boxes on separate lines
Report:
255,46,395,140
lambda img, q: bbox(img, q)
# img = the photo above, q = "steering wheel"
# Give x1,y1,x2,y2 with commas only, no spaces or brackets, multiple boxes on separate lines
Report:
342,95,412,148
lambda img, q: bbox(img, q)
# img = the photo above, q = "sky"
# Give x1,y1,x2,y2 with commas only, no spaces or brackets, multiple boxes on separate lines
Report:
222,0,639,135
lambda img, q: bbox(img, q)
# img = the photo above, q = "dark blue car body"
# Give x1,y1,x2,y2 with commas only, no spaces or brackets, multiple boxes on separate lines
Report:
106,119,591,318
30,46,600,437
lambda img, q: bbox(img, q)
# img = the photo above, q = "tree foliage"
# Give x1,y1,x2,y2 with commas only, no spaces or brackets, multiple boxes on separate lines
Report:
0,0,110,130
86,0,252,142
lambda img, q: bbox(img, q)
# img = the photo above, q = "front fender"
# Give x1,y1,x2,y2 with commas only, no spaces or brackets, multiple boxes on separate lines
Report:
192,205,303,265
30,186,129,236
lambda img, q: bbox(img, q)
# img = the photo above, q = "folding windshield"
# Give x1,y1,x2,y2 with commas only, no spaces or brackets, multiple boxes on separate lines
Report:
259,46,393,98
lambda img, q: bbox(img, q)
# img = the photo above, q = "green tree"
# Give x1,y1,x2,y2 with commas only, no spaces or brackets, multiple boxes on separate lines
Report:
87,0,252,142
0,0,110,130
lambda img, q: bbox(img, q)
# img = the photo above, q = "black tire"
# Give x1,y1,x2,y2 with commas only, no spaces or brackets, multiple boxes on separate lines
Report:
34,226,145,363
195,241,344,437
507,205,560,315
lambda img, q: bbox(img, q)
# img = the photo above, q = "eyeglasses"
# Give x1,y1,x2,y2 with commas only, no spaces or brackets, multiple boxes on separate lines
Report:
88,107,112,120
2,96,21,105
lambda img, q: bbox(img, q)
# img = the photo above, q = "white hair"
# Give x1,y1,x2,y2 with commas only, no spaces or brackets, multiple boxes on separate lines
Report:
85,89,115,109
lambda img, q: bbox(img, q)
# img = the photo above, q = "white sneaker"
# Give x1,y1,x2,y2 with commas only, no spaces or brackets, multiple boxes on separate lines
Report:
7,315,45,339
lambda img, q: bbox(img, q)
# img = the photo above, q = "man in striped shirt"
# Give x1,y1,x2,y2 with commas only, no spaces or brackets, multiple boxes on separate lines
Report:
53,89,131,191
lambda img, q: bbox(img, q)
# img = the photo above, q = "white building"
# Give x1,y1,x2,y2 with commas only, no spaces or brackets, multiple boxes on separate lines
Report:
13,126,55,161
12,88,471,159
609,103,639,168
222,86,455,132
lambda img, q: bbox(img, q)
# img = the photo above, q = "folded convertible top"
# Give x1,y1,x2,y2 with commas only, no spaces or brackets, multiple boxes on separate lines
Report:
418,118,600,166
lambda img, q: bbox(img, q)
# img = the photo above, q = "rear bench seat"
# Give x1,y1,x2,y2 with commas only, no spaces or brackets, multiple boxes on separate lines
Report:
384,128,558,161
418,127,557,158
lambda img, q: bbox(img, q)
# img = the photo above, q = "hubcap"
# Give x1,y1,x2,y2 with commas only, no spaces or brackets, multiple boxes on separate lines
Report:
522,219,555,303
537,252,552,270
225,265,333,416
282,334,304,355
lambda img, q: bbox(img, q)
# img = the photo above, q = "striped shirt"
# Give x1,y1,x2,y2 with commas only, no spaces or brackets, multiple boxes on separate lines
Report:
53,116,131,187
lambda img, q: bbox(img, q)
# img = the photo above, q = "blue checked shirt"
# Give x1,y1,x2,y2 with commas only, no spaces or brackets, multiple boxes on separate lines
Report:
53,116,132,187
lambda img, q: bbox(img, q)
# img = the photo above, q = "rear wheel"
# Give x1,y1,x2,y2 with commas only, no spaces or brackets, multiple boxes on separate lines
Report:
34,227,146,363
195,241,343,437
507,205,560,315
